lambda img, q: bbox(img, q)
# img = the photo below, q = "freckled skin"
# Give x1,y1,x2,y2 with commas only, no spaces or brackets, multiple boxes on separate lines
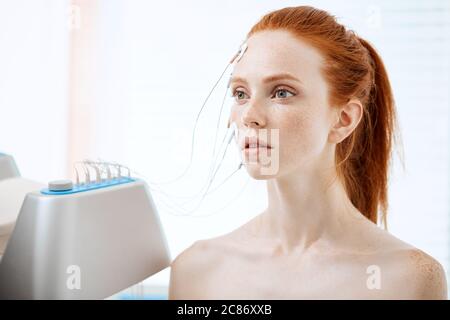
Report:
407,250,448,298
169,30,447,300
229,31,333,180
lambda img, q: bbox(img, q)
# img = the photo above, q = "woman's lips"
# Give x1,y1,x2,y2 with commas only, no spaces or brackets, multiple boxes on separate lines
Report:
240,136,273,150
241,136,273,159
244,146,272,156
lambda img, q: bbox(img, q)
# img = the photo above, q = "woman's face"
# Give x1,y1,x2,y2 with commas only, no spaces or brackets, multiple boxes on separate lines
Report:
230,30,337,179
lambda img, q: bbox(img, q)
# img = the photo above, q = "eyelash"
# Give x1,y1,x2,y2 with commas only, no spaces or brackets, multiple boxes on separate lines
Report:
231,87,296,101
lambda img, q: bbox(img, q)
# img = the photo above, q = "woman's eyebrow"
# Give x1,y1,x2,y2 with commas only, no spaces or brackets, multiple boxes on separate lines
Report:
229,73,303,85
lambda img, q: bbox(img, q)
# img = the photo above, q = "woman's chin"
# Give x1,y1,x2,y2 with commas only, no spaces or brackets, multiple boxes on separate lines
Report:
244,162,279,180
241,148,281,179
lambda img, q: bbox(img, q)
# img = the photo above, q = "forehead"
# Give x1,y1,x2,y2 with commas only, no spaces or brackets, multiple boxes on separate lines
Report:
232,30,325,84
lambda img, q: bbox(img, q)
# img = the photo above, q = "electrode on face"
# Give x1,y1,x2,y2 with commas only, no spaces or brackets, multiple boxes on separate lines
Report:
229,41,248,64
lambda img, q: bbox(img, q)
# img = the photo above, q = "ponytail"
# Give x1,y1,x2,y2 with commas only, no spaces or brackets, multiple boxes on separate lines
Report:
337,37,400,228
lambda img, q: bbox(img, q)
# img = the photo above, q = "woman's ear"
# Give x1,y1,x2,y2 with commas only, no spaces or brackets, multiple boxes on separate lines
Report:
328,99,363,144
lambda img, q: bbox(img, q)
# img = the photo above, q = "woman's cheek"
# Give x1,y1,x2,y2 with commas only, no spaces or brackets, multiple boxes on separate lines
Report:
279,110,325,165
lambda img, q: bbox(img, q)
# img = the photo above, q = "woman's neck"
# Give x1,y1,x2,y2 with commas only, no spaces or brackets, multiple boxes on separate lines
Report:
261,163,362,255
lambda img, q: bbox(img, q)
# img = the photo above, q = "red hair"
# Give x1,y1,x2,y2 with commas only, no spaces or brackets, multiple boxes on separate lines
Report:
248,6,403,227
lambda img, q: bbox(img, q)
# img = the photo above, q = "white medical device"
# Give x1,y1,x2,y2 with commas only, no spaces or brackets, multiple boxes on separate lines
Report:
0,153,44,257
0,40,246,299
0,152,19,180
0,156,171,299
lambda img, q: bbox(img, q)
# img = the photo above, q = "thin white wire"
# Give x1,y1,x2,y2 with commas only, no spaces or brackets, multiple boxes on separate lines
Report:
157,174,250,219
72,41,249,217
146,61,233,186
143,39,246,187
146,122,236,201
131,159,244,217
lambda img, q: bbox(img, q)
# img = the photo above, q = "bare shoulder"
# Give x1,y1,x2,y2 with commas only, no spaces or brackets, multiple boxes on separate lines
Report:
373,246,448,299
394,248,447,299
168,238,226,300
349,219,447,299
168,214,259,299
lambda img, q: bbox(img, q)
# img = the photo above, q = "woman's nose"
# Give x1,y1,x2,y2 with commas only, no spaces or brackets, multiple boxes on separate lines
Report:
241,100,267,128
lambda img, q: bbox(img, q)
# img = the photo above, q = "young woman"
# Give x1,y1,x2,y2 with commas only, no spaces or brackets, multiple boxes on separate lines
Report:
169,6,447,299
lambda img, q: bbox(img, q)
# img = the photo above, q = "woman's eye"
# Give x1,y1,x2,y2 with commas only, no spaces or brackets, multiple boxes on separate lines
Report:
231,88,295,101
232,90,248,100
273,89,295,99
